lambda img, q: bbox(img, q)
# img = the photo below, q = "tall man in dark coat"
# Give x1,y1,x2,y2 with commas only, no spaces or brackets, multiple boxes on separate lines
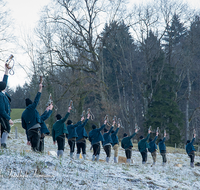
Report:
89,119,107,162
52,106,71,157
0,64,14,148
138,129,151,164
21,82,43,151
186,133,196,168
75,113,90,160
121,128,138,164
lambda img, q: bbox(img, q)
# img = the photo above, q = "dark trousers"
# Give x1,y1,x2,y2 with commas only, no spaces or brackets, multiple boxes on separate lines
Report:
92,143,100,156
140,151,147,162
125,147,132,159
38,137,44,152
188,151,195,163
28,128,41,151
57,135,65,151
160,151,167,163
76,140,86,154
103,145,111,157
68,139,76,153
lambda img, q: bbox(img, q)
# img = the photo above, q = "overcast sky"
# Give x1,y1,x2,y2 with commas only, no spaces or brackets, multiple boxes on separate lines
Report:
2,0,200,90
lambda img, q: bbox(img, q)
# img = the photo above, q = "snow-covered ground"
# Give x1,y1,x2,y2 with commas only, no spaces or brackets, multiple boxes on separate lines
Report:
0,131,200,190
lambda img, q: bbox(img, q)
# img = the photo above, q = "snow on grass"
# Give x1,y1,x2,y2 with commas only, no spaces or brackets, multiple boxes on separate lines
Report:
0,131,199,190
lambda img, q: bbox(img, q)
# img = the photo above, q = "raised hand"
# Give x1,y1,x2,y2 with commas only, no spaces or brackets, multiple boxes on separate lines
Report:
68,106,72,113
49,103,53,110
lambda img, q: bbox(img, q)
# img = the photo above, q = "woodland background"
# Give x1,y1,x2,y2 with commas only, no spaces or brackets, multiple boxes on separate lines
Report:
1,0,200,146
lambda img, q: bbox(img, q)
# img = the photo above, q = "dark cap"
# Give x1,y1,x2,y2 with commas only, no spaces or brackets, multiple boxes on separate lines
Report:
92,124,96,129
0,81,6,91
67,120,72,125
25,98,32,106
123,133,128,137
140,136,143,139
104,128,108,133
56,114,62,120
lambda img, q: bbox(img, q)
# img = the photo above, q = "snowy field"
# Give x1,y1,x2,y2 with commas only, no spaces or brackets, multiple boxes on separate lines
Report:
0,130,200,190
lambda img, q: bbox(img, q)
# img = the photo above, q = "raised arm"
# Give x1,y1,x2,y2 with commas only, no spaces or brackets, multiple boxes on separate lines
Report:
152,135,158,143
97,124,106,132
60,106,71,123
79,118,89,128
113,127,119,135
108,126,114,135
129,132,137,139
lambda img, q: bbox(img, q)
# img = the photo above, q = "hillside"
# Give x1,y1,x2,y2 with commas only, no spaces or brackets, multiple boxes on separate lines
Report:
0,128,200,190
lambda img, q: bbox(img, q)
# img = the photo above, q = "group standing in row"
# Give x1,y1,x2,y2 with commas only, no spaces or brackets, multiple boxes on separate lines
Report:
0,65,197,167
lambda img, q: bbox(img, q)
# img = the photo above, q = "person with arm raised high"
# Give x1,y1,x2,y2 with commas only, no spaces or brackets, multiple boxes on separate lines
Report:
138,128,151,164
75,112,90,160
0,64,13,148
89,118,107,162
21,82,43,151
121,128,138,164
67,116,82,159
158,131,167,166
38,103,53,152
52,106,71,157
102,123,114,163
186,132,196,168
148,130,159,166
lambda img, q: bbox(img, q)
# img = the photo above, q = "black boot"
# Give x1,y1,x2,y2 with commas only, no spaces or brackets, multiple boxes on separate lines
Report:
1,143,7,148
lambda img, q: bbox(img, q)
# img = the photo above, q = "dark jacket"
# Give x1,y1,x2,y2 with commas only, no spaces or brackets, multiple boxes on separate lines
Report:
40,110,52,134
0,75,11,121
186,138,196,154
67,121,82,139
76,119,88,141
52,112,70,142
138,134,150,152
89,124,106,145
111,127,119,146
21,92,41,133
148,136,158,153
158,137,166,153
121,132,137,149
103,126,113,146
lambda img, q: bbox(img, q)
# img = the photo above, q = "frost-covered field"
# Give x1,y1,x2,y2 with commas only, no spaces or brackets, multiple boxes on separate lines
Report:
0,131,200,190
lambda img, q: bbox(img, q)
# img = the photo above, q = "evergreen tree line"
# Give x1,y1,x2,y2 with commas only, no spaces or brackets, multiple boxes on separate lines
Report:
6,0,200,146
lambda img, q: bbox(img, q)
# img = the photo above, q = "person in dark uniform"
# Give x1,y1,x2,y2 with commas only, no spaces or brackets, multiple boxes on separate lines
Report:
52,105,71,157
148,131,159,165
38,103,53,152
186,132,196,168
67,117,83,158
21,82,43,151
158,131,167,166
0,64,13,148
121,128,138,164
103,125,113,163
76,113,90,160
89,118,107,162
138,129,151,164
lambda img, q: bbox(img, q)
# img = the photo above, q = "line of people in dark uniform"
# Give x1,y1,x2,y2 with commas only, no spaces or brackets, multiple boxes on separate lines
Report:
0,65,197,168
